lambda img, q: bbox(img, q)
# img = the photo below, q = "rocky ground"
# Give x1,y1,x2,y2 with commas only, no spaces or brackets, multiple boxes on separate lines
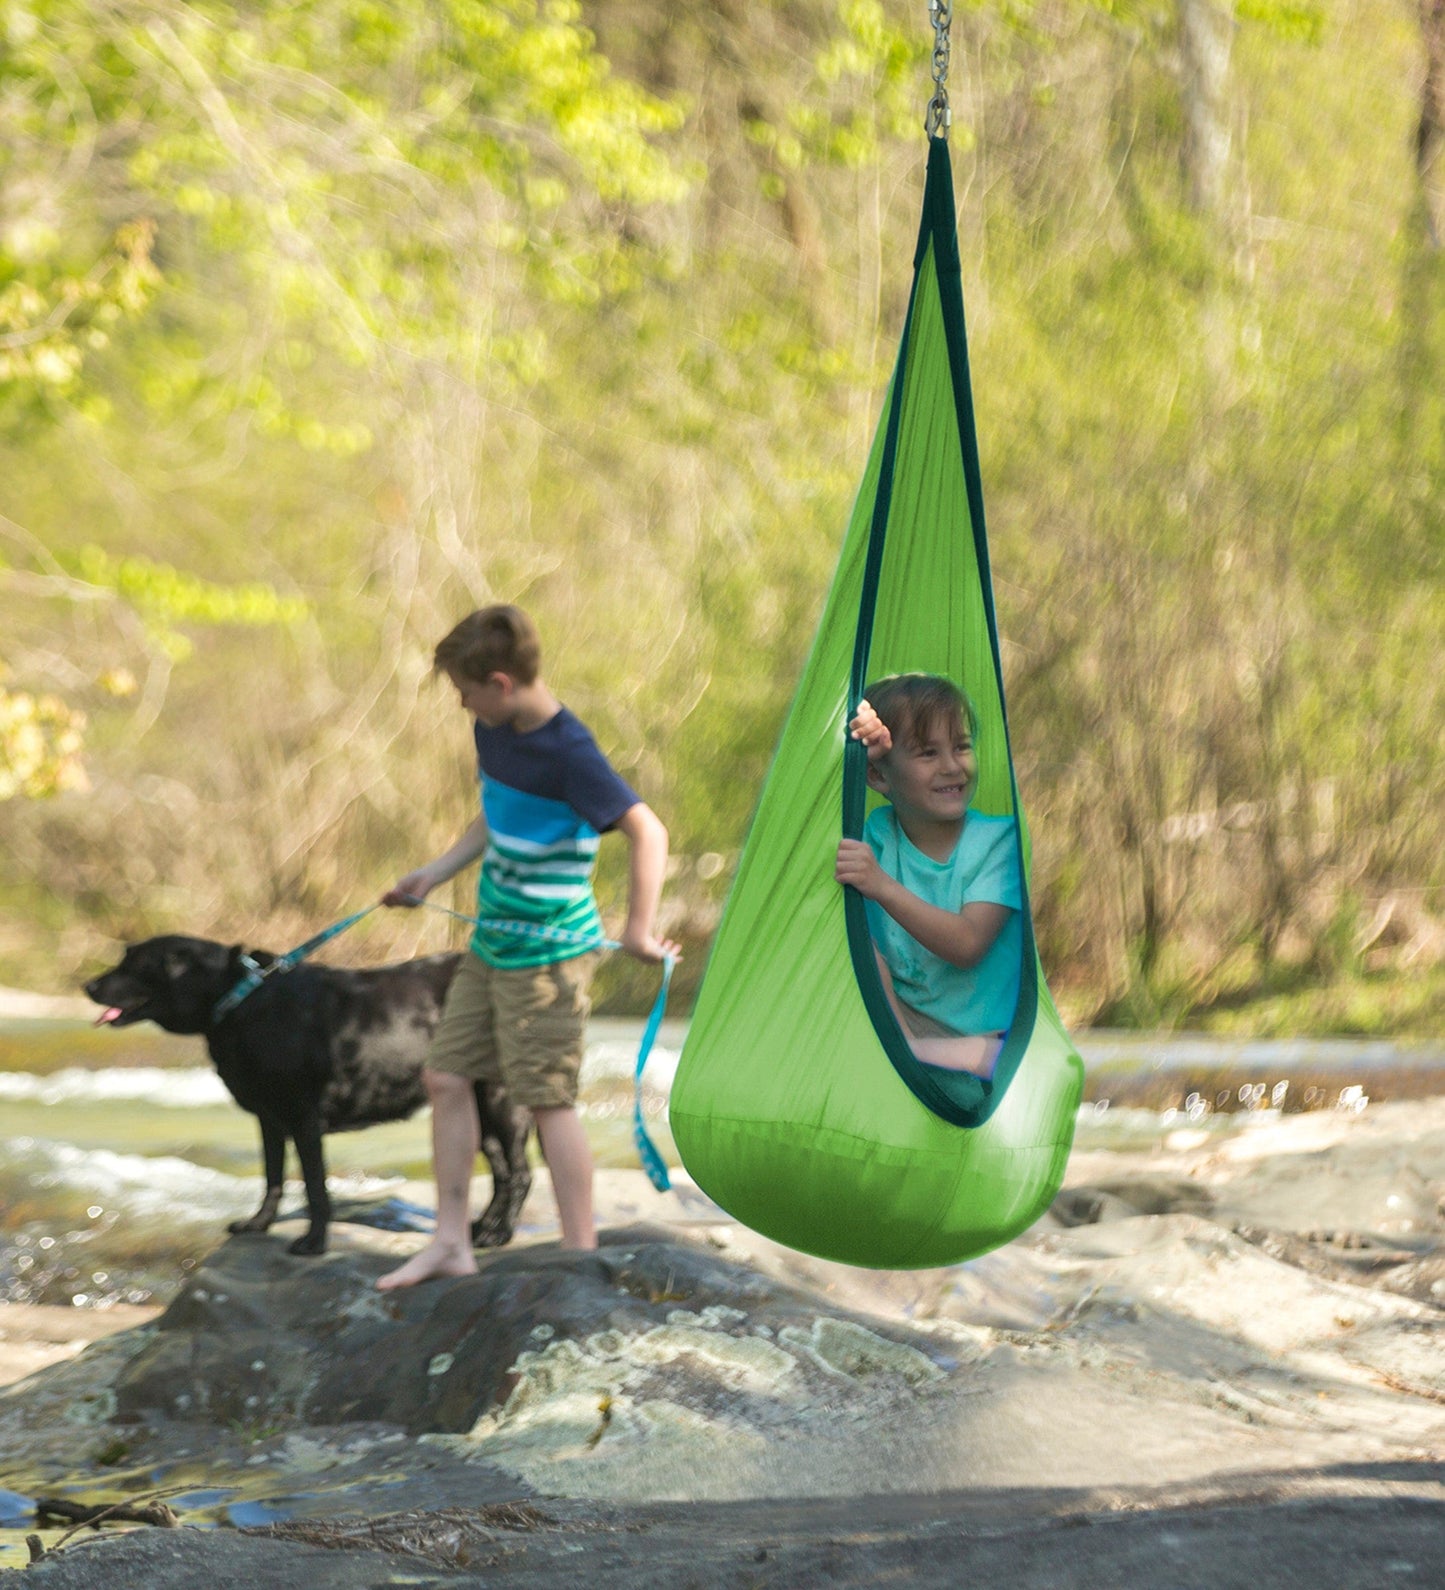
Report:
2,1095,1444,1586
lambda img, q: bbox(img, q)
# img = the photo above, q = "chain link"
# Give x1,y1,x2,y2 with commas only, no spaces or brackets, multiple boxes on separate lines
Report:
925,0,952,137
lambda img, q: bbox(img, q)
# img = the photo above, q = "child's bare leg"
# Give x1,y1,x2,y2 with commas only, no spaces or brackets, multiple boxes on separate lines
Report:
534,1105,597,1251
376,1069,481,1290
907,1033,1002,1078
872,951,1000,1077
873,950,914,1034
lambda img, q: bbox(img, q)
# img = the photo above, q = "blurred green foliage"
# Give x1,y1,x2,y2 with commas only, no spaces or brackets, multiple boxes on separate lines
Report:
0,0,1440,1034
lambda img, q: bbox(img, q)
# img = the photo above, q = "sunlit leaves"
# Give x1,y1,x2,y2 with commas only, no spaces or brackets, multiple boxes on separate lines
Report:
0,669,87,801
0,0,694,792
67,545,308,630
789,0,924,166
1080,0,1324,45
0,222,160,396
1234,1,1325,44
6,0,692,432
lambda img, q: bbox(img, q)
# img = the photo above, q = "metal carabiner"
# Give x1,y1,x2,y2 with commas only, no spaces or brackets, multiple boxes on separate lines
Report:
925,0,953,138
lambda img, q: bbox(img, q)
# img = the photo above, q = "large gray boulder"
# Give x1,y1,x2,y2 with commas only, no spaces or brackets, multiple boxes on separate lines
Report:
113,1224,952,1435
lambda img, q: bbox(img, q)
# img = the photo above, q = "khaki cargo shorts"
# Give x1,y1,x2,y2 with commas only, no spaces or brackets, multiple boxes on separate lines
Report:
427,949,598,1110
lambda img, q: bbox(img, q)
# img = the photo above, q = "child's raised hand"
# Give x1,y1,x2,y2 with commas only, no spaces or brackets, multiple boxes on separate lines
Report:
848,699,891,759
835,838,889,901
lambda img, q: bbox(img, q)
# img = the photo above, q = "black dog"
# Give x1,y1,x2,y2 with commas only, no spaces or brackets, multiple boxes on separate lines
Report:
85,935,532,1256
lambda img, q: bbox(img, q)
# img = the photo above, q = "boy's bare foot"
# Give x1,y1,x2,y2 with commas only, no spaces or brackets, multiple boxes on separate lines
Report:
375,1241,478,1291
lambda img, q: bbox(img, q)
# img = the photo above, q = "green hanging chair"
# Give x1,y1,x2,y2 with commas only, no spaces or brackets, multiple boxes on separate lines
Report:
669,136,1084,1270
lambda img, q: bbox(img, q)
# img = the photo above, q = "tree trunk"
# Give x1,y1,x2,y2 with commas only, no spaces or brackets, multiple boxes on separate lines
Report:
1176,0,1234,216
1419,0,1445,245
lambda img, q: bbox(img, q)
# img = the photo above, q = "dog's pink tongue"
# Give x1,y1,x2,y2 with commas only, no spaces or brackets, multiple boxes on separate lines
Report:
94,1007,122,1026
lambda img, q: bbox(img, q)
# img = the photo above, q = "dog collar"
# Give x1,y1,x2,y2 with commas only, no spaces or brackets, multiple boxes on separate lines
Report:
212,952,272,1024
209,904,383,1025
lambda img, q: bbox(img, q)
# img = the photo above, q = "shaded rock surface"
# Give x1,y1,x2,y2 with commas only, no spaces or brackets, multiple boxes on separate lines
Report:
111,1223,954,1436
8,1477,1445,1587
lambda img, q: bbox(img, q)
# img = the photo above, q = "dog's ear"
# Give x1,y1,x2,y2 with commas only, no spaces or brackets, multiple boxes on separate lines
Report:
164,950,194,982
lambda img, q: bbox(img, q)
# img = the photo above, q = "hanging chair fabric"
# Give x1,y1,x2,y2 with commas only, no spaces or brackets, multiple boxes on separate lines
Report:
669,139,1083,1270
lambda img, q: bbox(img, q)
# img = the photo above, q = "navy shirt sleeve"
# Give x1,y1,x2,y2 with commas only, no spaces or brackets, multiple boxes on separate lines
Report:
473,709,639,833
560,719,640,832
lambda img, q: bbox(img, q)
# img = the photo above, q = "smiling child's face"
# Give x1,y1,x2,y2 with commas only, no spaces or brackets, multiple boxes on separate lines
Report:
869,709,977,828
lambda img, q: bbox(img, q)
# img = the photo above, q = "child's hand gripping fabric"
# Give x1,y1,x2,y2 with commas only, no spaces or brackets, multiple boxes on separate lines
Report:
848,698,892,759
836,698,895,900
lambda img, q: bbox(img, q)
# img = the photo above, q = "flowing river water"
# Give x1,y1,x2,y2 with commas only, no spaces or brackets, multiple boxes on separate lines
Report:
2,1007,1442,1312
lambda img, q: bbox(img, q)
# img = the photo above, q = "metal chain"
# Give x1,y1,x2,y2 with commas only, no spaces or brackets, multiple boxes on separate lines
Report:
925,0,952,138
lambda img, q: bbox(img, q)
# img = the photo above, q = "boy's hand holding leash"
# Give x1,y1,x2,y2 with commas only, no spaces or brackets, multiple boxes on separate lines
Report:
382,871,440,908
620,924,682,964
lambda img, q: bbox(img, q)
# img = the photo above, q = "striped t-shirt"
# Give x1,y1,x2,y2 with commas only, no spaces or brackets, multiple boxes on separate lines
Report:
470,708,639,969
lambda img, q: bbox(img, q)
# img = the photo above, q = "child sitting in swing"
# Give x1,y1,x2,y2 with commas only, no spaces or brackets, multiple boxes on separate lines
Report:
835,673,1022,1079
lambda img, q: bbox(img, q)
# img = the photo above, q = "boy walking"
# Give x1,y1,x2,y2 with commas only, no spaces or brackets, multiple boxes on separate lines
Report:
377,605,675,1289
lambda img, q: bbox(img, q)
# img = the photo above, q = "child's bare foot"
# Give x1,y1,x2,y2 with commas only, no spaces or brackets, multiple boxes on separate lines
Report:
375,1240,477,1291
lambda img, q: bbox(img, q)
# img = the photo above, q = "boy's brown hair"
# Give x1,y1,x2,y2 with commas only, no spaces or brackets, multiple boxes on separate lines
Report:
434,605,542,685
864,673,979,753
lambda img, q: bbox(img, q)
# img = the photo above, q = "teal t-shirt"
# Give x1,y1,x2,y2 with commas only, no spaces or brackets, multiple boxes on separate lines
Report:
863,805,1023,1036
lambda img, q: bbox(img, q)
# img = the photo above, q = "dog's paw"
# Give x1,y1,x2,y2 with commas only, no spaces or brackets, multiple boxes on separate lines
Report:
287,1231,327,1256
470,1219,513,1249
227,1218,271,1234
